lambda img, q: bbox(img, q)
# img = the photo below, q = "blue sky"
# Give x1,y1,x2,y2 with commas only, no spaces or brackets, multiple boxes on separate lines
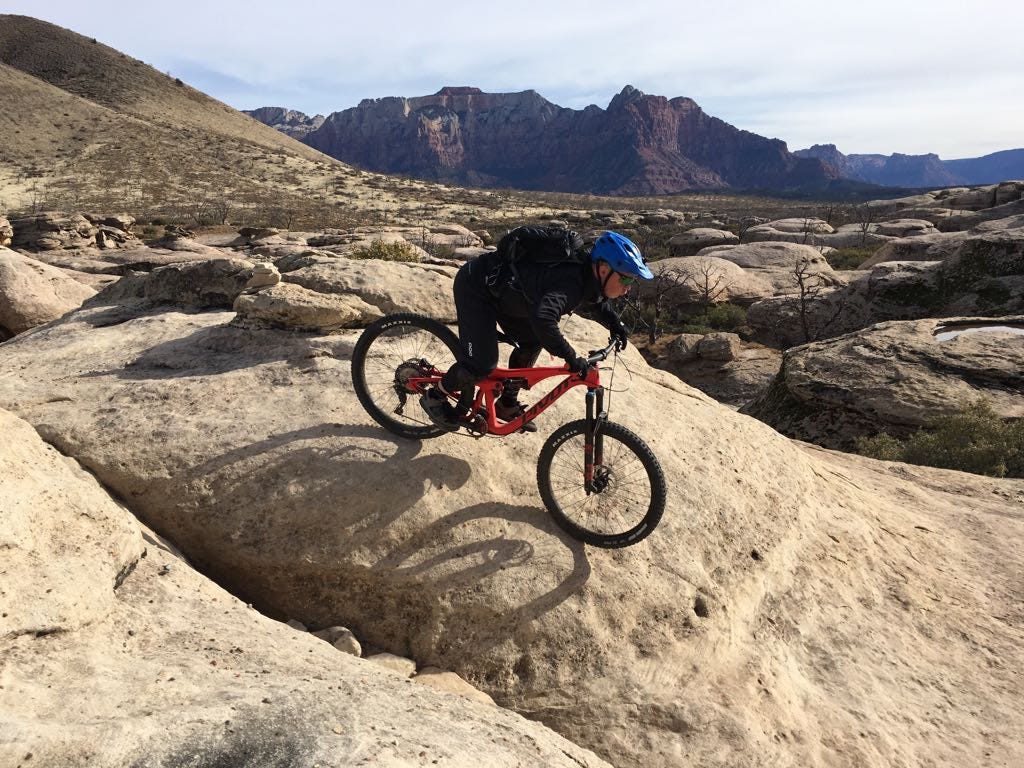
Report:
5,0,1022,158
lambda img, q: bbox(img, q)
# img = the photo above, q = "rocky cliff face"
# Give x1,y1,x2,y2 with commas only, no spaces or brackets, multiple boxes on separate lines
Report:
795,144,1024,187
244,106,326,140
266,85,837,195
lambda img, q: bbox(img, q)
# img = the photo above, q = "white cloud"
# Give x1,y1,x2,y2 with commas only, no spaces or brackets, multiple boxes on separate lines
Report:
4,0,1022,157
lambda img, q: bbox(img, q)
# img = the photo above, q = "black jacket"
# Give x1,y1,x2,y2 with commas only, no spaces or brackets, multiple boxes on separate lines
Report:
471,249,620,361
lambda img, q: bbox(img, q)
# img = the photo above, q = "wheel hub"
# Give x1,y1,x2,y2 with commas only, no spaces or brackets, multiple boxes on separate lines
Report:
591,466,613,493
394,359,427,392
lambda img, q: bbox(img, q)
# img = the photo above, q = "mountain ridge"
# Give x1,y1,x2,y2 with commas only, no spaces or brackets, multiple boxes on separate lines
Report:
248,87,1024,195
793,143,1024,187
248,85,837,195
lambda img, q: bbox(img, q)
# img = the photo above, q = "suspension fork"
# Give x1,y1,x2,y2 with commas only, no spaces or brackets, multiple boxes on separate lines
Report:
584,386,607,492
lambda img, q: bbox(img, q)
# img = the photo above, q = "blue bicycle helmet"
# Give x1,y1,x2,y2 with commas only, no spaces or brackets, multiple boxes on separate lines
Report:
591,231,654,279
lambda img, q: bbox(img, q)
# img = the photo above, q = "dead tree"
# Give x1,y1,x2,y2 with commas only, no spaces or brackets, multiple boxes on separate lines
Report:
792,257,847,343
682,257,730,321
853,203,877,246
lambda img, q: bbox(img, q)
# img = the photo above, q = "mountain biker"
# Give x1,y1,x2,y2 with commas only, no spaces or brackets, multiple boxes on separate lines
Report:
420,228,653,432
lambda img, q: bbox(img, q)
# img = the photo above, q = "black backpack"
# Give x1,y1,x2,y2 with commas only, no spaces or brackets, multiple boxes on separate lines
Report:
495,226,587,268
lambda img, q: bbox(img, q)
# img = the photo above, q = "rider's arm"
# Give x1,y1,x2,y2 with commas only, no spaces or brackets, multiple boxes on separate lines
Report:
529,287,579,361
593,300,622,330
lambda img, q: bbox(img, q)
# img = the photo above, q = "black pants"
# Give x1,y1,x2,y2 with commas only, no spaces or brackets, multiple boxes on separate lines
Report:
440,260,541,402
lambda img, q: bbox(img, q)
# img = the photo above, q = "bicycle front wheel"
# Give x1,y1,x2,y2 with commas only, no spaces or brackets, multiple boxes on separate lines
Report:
351,313,461,439
537,419,666,548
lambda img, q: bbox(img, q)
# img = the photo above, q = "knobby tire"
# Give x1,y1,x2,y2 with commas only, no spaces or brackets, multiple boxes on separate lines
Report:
351,313,461,439
537,419,666,548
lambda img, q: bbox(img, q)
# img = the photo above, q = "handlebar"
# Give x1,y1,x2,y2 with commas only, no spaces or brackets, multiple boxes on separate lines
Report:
585,340,619,367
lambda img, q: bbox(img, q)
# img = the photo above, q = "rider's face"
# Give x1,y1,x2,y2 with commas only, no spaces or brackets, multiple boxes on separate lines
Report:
598,264,633,298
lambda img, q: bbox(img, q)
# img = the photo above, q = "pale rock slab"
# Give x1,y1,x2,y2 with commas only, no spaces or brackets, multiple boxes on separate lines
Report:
233,281,383,330
742,315,1024,447
367,652,417,678
284,257,457,320
0,408,610,768
0,246,96,336
414,667,497,706
667,227,739,257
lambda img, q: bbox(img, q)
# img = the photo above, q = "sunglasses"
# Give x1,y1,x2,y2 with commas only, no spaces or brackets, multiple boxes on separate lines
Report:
616,273,637,286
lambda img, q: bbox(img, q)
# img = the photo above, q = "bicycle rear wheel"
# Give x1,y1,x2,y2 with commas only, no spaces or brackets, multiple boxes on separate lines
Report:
351,313,461,439
537,419,666,548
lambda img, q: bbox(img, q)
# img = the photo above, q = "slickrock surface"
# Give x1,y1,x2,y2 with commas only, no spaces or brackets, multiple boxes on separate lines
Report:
0,408,611,768
1,287,1021,767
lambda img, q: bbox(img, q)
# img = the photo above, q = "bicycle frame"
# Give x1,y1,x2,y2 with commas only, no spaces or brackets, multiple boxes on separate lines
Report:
407,360,609,490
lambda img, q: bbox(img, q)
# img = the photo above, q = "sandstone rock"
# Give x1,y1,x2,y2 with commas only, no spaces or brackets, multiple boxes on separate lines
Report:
312,626,362,656
994,180,1024,206
0,216,13,246
284,258,456,320
88,257,256,309
27,245,223,275
233,281,383,330
1,263,1022,768
306,233,350,247
872,218,938,237
858,231,972,269
0,408,610,768
698,242,839,296
667,228,739,257
752,217,834,235
0,409,145,638
237,226,282,243
745,218,898,249
453,246,492,261
243,262,281,291
146,236,230,258
937,197,1024,232
644,334,781,408
748,230,1024,346
648,255,774,306
368,652,417,678
10,212,96,250
665,333,704,363
144,258,256,308
0,247,96,336
414,667,496,706
942,185,999,210
742,316,1024,448
973,214,1024,232
697,332,742,361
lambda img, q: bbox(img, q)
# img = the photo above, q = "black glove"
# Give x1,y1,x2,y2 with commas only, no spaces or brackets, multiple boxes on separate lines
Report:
610,319,629,351
567,356,590,375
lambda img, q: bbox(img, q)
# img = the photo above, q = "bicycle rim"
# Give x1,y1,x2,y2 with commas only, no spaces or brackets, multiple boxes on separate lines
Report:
537,419,666,548
351,313,461,439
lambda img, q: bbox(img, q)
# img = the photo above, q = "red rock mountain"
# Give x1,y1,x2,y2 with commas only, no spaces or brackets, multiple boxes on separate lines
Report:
252,86,837,195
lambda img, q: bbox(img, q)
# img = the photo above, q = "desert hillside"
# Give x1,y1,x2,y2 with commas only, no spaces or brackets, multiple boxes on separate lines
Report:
0,16,576,229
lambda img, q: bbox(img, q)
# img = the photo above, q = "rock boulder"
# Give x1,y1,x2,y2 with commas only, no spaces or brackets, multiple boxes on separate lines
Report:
742,316,1024,449
0,247,96,337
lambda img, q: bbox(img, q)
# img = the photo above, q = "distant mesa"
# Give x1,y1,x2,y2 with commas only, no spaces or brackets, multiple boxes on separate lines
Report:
249,85,839,196
246,85,1024,197
794,143,1024,188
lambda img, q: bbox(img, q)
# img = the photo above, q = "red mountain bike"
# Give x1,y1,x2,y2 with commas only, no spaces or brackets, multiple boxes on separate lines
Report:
351,313,667,548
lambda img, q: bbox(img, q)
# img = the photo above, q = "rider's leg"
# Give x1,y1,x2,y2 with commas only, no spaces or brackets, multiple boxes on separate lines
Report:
424,262,500,426
492,317,542,431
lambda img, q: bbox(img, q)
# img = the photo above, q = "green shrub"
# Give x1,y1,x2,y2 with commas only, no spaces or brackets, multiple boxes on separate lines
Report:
855,400,1024,478
705,302,747,331
825,246,876,271
350,238,420,263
